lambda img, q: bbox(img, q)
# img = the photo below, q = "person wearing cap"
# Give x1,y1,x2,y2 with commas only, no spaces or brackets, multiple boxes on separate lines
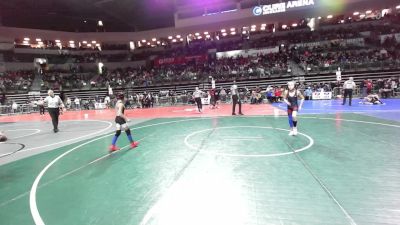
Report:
342,77,356,106
283,81,305,136
109,93,139,152
44,90,65,133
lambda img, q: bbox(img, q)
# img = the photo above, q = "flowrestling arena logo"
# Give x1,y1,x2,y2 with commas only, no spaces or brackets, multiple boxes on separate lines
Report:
253,0,315,16
253,6,263,16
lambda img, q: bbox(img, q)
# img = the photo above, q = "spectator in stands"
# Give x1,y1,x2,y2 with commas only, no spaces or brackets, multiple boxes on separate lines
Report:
66,97,72,110
74,97,80,110
12,101,18,113
381,80,392,98
366,79,373,95
104,95,111,108
304,87,313,100
37,97,45,115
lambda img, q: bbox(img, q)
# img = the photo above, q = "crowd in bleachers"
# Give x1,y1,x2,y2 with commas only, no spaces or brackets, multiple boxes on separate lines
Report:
41,72,95,90
0,71,34,91
1,8,400,93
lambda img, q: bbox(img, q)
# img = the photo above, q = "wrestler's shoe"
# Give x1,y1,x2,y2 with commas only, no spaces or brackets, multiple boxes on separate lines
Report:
293,128,298,136
130,142,139,149
109,145,120,152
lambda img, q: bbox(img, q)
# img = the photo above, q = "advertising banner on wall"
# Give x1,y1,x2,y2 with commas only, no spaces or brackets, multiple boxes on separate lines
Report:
312,91,332,100
216,47,279,59
290,38,365,48
253,0,315,16
154,55,208,66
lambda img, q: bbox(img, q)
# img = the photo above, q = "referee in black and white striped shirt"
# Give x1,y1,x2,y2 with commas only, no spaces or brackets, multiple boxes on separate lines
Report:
44,90,65,133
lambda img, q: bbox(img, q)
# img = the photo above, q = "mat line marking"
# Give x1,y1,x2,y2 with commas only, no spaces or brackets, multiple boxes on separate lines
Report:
19,120,113,153
29,117,210,225
139,126,313,225
139,117,400,225
138,121,219,225
3,129,41,139
0,134,153,208
0,143,25,158
184,126,314,157
283,139,358,225
26,116,400,225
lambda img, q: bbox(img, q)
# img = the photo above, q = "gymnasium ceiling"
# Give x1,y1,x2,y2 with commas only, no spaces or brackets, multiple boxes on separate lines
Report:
0,0,175,32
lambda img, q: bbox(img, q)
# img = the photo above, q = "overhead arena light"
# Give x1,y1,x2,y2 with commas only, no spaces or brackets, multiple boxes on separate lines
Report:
251,28,256,32
69,40,74,44
172,39,177,42
327,15,333,19
260,27,266,30
204,31,209,35
366,10,372,14
317,16,322,20
282,24,288,29
221,29,226,33
147,42,151,45
261,23,266,27
360,14,366,18
242,30,247,34
197,36,202,39
397,5,400,9
251,25,256,28
353,12,360,16
292,23,298,27
157,41,161,44
152,38,157,42
82,41,87,44
36,38,41,42
230,28,235,31
176,35,181,38
206,34,211,38
230,31,236,35
98,20,103,26
222,33,227,36
24,37,30,41
195,32,200,36
168,36,173,39
180,38,184,41
141,39,146,43
92,41,97,44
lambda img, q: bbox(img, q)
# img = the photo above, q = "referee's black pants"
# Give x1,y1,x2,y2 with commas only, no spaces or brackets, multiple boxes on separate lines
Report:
342,89,353,106
195,97,202,112
48,108,60,131
232,95,242,114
